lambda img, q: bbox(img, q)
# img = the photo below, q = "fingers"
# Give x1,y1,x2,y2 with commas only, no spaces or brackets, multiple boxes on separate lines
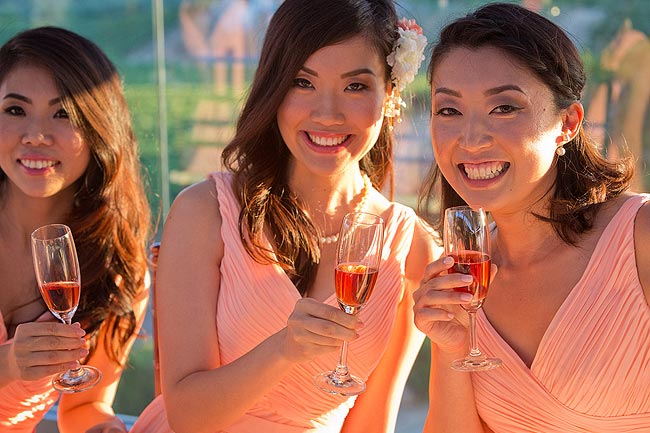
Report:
85,419,127,433
282,298,362,361
414,255,473,306
11,322,89,381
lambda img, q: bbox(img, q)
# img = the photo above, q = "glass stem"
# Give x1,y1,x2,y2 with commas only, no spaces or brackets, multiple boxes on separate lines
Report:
61,317,84,378
468,310,483,358
333,341,351,381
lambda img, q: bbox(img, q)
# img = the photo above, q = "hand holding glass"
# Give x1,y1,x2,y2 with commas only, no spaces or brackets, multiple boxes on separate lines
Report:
314,212,384,395
31,224,102,392
444,206,501,371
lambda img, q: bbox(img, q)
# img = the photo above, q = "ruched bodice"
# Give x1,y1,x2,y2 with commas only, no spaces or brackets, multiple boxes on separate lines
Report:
131,172,418,432
474,194,650,432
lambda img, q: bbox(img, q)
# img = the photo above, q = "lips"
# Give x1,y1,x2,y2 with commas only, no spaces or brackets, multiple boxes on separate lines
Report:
461,162,509,180
19,158,58,169
306,132,350,147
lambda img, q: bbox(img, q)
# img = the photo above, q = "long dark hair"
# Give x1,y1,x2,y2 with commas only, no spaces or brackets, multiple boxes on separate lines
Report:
0,27,151,365
222,0,399,294
419,3,634,244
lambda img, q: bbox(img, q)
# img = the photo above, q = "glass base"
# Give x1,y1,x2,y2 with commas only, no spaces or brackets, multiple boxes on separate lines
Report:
313,371,366,396
451,356,502,372
52,366,102,393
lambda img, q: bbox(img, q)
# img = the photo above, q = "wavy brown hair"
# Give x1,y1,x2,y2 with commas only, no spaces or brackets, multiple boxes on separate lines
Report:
222,0,399,294
0,27,151,365
419,3,634,245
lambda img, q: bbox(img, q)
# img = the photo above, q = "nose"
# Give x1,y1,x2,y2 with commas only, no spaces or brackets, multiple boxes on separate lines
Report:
459,114,492,152
22,130,53,146
311,92,344,126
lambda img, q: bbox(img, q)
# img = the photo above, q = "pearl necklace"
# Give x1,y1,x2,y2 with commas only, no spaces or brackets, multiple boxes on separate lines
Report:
319,174,370,245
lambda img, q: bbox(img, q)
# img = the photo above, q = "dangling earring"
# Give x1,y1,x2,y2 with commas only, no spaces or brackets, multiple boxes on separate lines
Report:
384,88,404,131
556,131,571,156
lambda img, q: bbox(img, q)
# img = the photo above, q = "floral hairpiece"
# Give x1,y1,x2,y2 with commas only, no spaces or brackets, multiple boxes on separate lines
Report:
385,18,427,129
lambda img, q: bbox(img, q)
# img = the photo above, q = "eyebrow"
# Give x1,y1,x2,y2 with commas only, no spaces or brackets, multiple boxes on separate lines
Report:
3,92,62,106
434,84,526,98
300,66,377,79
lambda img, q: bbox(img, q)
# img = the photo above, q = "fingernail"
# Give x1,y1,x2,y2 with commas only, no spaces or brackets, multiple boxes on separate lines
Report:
80,348,89,356
460,293,473,302
443,256,453,265
461,275,473,283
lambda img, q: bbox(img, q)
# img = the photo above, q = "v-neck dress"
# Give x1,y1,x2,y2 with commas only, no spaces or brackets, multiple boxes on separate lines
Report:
0,311,58,433
473,194,650,432
130,171,418,433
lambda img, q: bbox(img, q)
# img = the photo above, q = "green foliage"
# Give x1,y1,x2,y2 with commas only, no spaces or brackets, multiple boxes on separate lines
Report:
114,339,155,415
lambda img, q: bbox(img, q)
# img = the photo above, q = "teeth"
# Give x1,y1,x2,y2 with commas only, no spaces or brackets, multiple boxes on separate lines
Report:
308,133,348,146
464,162,506,180
20,159,57,169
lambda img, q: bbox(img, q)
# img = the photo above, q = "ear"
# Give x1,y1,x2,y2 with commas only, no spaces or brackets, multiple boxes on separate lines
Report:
562,101,584,141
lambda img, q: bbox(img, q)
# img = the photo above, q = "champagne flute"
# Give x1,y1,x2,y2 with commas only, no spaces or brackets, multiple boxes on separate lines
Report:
31,224,102,392
444,206,501,371
314,212,384,396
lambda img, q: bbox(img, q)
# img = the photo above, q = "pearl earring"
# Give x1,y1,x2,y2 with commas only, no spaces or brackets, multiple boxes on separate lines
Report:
556,146,566,156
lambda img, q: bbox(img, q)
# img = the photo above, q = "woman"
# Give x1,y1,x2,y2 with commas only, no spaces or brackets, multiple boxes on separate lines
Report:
414,3,650,432
130,0,436,432
0,27,151,433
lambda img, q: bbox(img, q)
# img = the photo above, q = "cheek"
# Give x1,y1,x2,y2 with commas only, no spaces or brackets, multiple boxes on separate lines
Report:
349,93,386,126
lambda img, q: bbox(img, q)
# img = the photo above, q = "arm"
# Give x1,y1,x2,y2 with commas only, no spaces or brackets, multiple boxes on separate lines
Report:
342,219,440,433
413,256,487,433
157,180,360,433
634,199,650,303
56,284,150,433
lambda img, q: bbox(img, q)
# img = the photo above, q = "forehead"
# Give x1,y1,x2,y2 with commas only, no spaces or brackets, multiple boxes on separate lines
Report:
432,46,548,94
1,63,58,93
303,35,386,77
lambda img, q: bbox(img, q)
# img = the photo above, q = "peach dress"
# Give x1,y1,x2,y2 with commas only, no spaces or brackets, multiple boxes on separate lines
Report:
0,312,58,433
130,172,418,433
474,194,650,432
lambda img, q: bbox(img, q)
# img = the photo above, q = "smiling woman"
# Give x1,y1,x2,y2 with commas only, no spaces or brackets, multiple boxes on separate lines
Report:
414,3,650,432
128,1,439,433
0,27,151,433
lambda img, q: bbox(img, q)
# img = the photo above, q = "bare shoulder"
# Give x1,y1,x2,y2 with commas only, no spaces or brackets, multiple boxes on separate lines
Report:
160,178,224,263
633,195,650,301
167,178,221,223
405,217,443,283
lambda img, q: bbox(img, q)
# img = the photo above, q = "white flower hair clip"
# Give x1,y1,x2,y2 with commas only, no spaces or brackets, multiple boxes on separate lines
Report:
385,18,427,129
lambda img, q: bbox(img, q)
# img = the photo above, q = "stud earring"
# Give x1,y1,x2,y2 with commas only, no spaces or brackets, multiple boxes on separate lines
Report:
562,132,571,143
37,133,45,141
556,146,566,156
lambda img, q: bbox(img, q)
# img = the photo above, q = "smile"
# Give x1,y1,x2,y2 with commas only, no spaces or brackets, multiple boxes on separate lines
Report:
461,162,509,180
19,159,58,169
307,132,350,147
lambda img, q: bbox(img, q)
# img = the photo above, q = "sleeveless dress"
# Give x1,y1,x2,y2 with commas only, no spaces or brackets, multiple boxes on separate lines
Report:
474,194,650,432
0,312,58,433
130,172,418,433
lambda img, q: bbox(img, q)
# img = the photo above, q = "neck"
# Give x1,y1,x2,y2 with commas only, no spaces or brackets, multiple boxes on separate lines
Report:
0,183,74,244
490,210,564,269
287,170,371,244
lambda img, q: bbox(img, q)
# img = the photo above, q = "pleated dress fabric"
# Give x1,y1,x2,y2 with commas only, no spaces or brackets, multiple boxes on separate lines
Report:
130,172,417,433
473,194,650,432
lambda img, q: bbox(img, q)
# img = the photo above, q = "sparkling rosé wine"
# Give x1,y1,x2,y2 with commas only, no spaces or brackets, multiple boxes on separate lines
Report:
39,281,80,315
335,263,378,310
448,251,491,301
